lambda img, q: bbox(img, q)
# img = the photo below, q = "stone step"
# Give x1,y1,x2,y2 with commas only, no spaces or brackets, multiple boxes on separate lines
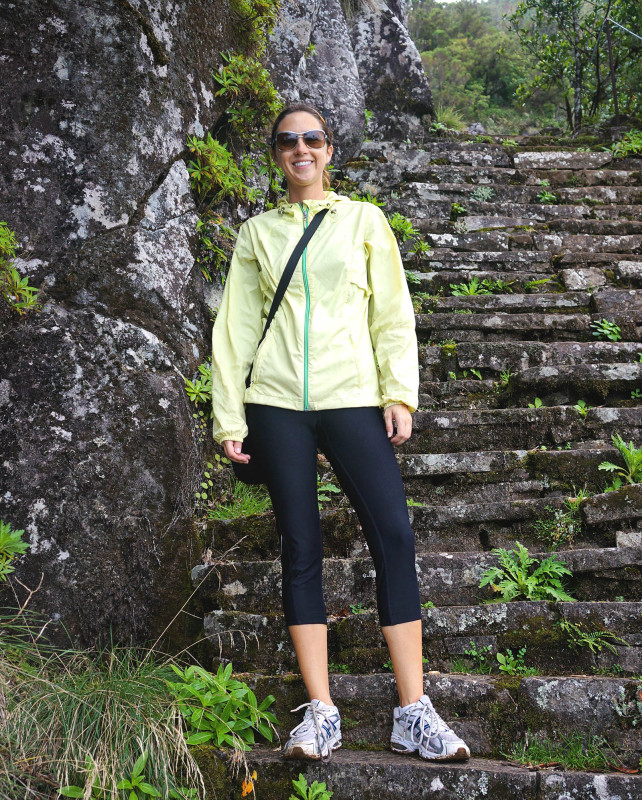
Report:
423,230,642,255
193,544,642,613
407,407,642,455
409,249,640,274
359,140,513,168
416,312,640,343
453,340,642,373
204,748,642,800
408,270,560,295
420,292,590,314
347,158,642,189
508,363,642,403
414,215,642,238
418,378,502,410
201,601,642,677
399,182,642,210
239,672,642,762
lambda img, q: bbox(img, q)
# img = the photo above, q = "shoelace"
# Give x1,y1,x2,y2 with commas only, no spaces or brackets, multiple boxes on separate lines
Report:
289,701,338,762
404,697,451,747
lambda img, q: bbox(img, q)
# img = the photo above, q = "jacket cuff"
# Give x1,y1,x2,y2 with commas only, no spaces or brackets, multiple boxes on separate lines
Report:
213,425,248,446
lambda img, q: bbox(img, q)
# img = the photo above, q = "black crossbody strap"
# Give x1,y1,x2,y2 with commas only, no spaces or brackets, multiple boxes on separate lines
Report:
245,206,329,388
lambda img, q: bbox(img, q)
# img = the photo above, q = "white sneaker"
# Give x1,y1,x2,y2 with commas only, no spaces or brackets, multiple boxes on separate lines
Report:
282,699,342,761
390,694,470,761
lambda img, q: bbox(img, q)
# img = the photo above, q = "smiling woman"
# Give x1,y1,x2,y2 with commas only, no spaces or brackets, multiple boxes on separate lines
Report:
209,102,470,766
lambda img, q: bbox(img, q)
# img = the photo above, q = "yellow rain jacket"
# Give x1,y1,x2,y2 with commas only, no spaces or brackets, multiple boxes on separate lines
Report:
211,191,418,444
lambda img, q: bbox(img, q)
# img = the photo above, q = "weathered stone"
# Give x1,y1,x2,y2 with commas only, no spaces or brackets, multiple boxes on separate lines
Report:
513,151,614,169
592,287,642,320
510,363,642,401
616,260,642,287
582,486,642,528
457,341,642,372
346,0,433,140
266,0,365,162
561,267,607,290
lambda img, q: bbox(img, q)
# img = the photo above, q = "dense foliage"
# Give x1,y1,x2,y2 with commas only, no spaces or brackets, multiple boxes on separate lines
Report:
408,0,642,131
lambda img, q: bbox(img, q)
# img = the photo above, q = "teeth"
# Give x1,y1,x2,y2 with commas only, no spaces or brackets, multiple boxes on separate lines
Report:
294,160,312,167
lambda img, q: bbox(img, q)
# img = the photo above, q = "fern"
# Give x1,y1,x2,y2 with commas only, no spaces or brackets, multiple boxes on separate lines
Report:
598,433,642,486
559,619,628,655
480,542,575,602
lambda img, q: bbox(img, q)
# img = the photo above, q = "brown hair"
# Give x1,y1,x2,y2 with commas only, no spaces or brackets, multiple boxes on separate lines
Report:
270,103,334,190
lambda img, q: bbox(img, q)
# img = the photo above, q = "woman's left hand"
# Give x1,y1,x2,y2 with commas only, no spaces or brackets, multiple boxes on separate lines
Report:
384,403,412,445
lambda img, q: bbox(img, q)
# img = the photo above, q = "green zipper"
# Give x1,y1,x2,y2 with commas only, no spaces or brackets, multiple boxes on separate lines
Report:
300,202,310,411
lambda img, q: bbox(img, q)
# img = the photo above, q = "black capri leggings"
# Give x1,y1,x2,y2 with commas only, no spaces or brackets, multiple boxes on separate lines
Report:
244,404,422,627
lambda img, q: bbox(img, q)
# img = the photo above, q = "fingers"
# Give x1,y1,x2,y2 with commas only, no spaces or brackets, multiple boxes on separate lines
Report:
222,439,251,464
384,404,413,446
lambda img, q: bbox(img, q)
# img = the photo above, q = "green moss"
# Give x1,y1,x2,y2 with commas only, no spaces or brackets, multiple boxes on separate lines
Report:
191,746,233,799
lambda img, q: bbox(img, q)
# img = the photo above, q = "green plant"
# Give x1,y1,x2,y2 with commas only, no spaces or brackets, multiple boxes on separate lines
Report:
404,268,421,285
528,397,543,408
421,601,435,609
496,647,538,676
406,497,423,507
409,238,432,263
573,399,592,417
481,277,514,294
450,277,488,296
433,103,465,131
470,186,496,202
388,212,419,242
474,134,493,144
0,520,29,581
0,221,40,314
318,474,341,507
167,662,277,748
479,541,576,602
450,202,467,220
452,219,468,234
591,318,622,342
636,353,642,363
631,388,642,400
2,636,205,799
184,361,213,411
559,618,628,655
187,133,256,204
464,641,494,674
328,662,350,674
201,475,271,520
290,773,333,800
501,138,519,147
611,130,642,159
350,602,369,614
195,214,238,282
499,368,513,387
533,494,586,549
350,191,386,207
537,189,558,204
598,433,642,486
505,731,618,770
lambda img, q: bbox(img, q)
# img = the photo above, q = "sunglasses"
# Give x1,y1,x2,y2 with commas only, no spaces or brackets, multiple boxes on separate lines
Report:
272,129,330,151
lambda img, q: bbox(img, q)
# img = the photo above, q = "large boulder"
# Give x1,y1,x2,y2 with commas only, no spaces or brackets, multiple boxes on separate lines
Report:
0,0,238,646
267,0,432,161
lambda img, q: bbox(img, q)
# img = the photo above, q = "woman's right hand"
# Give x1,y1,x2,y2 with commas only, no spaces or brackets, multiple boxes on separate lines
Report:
222,440,251,464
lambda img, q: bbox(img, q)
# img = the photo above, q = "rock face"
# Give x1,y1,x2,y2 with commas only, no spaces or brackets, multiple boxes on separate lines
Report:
0,0,239,645
0,1,432,645
267,0,433,161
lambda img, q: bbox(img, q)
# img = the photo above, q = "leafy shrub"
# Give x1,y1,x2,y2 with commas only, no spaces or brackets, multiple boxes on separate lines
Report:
167,662,277,749
479,541,576,602
187,133,256,204
537,189,558,204
388,212,419,242
611,130,642,159
450,201,467,220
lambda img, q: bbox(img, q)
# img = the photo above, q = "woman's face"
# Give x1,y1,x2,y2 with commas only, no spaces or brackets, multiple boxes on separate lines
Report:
273,111,333,200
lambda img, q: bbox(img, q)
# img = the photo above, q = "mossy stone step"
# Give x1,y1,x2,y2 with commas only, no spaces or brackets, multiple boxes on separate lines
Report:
237,672,641,762
407,407,642,455
454,340,642,372
203,492,616,561
407,270,557,294
193,545,642,613
423,230,642,255
508,363,642,403
399,181,642,208
197,747,642,800
422,292,590,314
201,601,642,677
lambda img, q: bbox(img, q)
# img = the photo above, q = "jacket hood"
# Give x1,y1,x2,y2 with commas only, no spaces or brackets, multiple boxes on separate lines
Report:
276,191,348,216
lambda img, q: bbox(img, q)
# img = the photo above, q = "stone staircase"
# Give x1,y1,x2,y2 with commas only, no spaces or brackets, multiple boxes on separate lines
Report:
193,136,642,798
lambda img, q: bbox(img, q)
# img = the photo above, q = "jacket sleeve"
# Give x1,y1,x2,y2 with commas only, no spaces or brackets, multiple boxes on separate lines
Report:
365,206,419,413
211,221,264,444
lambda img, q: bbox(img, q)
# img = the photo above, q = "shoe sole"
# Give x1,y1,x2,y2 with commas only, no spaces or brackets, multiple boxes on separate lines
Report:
391,742,470,762
282,741,342,761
